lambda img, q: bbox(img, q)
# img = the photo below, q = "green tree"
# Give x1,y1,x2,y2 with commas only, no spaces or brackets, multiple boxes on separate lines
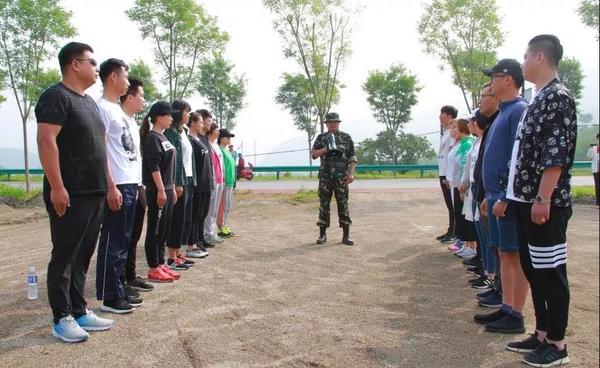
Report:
356,131,435,165
126,0,229,101
558,57,584,104
128,59,162,120
418,0,504,113
0,69,6,104
197,53,246,131
578,0,599,41
0,0,76,192
363,64,421,164
264,0,354,133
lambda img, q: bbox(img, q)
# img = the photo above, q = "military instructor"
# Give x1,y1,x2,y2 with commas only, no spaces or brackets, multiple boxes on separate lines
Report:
311,112,357,246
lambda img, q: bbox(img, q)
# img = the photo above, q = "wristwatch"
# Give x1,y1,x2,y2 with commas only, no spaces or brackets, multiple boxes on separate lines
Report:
535,195,551,204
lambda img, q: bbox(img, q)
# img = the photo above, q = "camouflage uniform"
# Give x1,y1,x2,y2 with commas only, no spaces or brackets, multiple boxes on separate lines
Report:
312,131,357,228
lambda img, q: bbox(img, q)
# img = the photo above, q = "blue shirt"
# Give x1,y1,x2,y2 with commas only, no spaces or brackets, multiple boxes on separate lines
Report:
482,97,527,200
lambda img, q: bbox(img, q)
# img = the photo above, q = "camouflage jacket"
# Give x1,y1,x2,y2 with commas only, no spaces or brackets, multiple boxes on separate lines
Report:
312,131,357,180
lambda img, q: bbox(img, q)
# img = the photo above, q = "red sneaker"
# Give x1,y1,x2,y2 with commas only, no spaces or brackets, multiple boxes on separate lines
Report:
147,267,173,283
160,264,181,280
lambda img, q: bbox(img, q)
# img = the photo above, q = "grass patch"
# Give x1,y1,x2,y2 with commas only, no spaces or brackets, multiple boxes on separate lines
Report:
0,184,41,201
572,185,595,199
287,188,319,203
0,174,44,182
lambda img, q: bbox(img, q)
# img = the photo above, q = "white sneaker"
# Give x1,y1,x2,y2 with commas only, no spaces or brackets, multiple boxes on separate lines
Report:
75,309,114,331
186,249,208,258
459,248,477,259
52,316,90,343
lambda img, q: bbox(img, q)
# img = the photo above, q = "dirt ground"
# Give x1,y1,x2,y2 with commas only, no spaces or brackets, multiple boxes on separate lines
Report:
0,189,598,368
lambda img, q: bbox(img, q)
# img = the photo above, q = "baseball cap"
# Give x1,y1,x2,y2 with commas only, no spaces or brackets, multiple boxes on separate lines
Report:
482,58,524,88
218,128,235,139
148,101,178,117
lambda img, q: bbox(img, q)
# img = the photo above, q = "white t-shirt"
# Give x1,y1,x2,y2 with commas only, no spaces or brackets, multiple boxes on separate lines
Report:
180,129,193,178
438,129,454,176
446,144,461,188
587,145,598,173
97,97,140,185
124,113,142,185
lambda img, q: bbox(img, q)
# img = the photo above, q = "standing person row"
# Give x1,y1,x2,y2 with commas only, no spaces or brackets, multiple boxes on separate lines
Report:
436,106,459,243
204,123,225,245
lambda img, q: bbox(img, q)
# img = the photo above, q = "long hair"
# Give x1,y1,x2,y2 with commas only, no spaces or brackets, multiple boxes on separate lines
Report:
139,114,153,154
171,100,191,132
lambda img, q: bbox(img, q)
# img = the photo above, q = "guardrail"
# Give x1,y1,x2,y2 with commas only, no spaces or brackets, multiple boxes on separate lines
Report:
1,161,592,181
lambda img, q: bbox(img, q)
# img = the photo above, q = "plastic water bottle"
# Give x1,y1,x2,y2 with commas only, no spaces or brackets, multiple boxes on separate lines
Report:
27,266,38,300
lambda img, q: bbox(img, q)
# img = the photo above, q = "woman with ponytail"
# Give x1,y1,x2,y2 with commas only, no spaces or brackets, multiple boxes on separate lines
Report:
142,101,180,283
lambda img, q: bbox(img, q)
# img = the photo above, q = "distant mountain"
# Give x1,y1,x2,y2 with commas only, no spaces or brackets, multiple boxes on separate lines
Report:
0,148,41,169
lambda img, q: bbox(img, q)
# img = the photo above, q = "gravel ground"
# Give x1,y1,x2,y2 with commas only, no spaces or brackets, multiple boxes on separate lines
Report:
0,189,597,368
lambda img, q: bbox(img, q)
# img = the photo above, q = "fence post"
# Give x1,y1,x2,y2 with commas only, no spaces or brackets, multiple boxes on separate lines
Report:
276,171,280,180
420,170,424,178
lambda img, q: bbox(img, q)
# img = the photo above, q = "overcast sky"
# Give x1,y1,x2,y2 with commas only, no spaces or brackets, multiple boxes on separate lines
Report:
0,0,598,166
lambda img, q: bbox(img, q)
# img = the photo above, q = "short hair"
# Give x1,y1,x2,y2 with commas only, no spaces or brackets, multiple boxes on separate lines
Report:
99,58,128,83
58,42,94,73
528,34,563,68
120,77,144,103
207,122,219,135
454,119,470,135
197,109,212,120
441,105,458,119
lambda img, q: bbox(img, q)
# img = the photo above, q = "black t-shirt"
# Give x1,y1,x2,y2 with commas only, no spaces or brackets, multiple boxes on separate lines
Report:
143,130,176,190
189,134,213,193
35,83,108,196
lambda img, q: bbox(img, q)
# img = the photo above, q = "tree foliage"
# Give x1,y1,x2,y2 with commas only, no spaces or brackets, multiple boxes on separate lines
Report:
578,0,599,41
418,0,504,113
0,0,76,191
558,57,584,104
197,53,246,131
126,0,229,101
264,0,354,133
356,131,435,165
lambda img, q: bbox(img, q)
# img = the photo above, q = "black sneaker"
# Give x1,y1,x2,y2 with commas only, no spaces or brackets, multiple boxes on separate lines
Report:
101,298,135,314
474,308,507,324
128,276,154,292
440,234,456,243
479,290,503,308
124,284,140,297
126,295,144,307
477,288,494,300
196,242,208,252
462,258,480,266
506,332,543,353
436,232,449,241
177,256,195,266
167,258,189,270
466,265,482,274
472,277,493,289
485,314,525,334
469,275,486,284
522,343,569,367
203,240,215,248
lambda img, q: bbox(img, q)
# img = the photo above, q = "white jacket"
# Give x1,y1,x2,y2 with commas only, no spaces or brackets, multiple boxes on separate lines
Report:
587,145,599,173
438,129,454,177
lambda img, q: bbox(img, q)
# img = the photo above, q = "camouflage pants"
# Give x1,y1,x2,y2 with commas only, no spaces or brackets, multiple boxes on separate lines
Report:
317,177,351,228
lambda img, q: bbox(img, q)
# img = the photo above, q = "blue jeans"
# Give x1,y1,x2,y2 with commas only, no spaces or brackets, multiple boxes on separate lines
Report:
473,199,497,274
96,184,138,301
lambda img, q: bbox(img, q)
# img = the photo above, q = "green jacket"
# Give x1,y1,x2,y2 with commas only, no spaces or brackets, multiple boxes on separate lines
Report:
164,126,197,187
220,146,236,187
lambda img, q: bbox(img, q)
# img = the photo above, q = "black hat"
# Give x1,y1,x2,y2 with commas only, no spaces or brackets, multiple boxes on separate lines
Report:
218,128,235,139
148,101,178,117
324,112,341,123
482,59,524,88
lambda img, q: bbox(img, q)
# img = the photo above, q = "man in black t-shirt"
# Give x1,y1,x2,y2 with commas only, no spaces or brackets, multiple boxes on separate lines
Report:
36,42,114,343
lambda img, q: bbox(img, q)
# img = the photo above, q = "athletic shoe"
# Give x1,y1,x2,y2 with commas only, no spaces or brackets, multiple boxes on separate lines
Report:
479,290,503,308
52,316,89,343
466,265,482,274
436,232,450,241
100,299,135,314
458,248,477,259
476,288,495,300
448,243,461,251
186,248,208,258
205,235,221,245
75,309,114,331
471,277,493,289
522,343,569,367
203,240,215,248
147,267,173,283
474,308,507,325
485,314,525,334
224,226,235,236
168,258,189,270
463,257,480,266
469,275,486,284
506,332,543,353
177,255,195,266
126,295,144,307
124,284,140,298
128,276,154,292
196,243,208,252
160,264,181,280
453,245,468,255
440,234,456,243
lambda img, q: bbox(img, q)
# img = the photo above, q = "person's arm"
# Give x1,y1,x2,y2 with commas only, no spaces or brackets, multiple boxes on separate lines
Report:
151,171,167,208
345,136,357,184
164,128,184,197
311,134,327,159
105,136,123,211
37,123,69,217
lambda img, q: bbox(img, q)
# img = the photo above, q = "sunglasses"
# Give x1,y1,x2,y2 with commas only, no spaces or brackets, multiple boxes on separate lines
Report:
76,58,98,67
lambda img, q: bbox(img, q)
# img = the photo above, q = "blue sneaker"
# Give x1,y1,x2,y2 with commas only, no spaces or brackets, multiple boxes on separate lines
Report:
75,309,114,331
479,289,503,308
52,316,89,343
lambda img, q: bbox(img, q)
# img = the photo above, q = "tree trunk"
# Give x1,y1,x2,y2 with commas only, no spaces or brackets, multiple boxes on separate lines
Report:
22,117,30,192
307,134,313,178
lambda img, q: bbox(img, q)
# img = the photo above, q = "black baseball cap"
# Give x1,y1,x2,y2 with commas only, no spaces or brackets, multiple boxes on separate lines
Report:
482,58,524,88
148,101,178,117
218,128,235,139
